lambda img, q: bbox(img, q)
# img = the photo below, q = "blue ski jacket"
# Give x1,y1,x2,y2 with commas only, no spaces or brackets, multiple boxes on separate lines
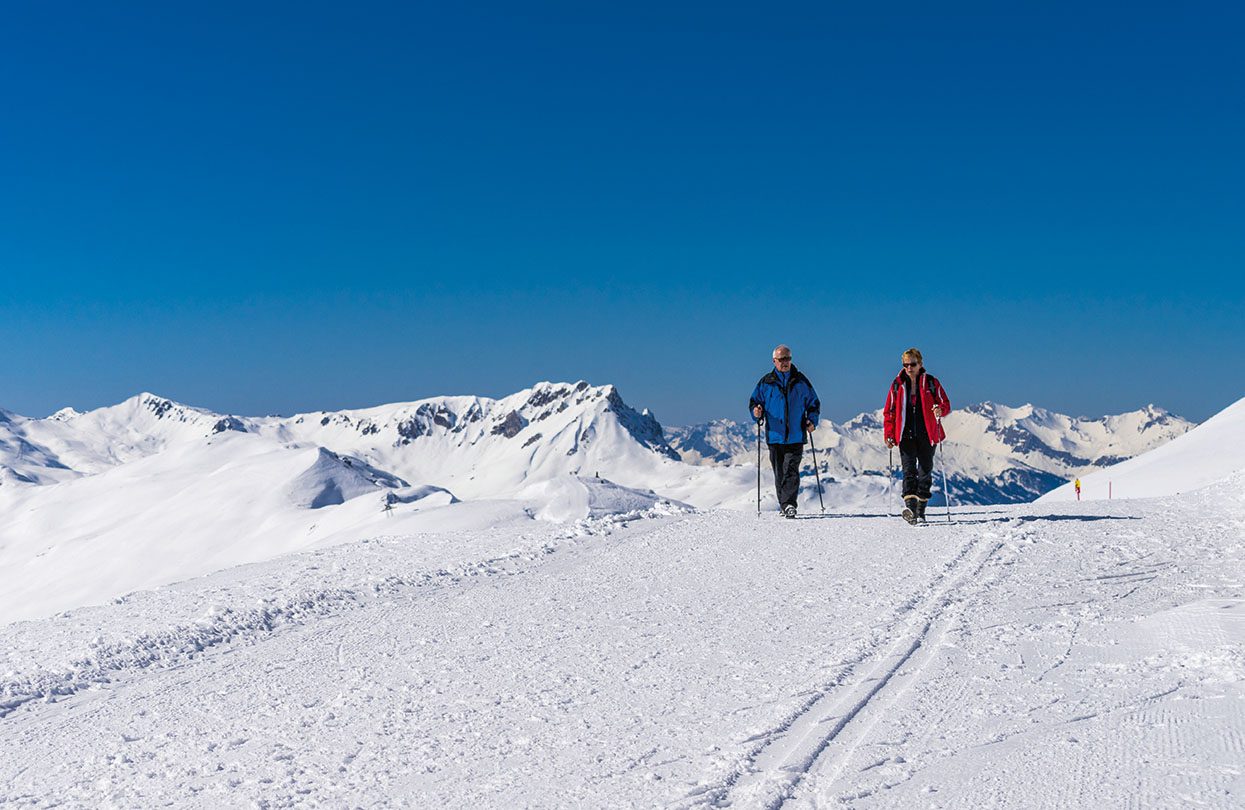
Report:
748,365,821,445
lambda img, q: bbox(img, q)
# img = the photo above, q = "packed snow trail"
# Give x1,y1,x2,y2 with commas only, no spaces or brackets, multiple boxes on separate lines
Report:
2,482,1243,808
782,482,1245,808
713,527,1009,808
2,510,974,806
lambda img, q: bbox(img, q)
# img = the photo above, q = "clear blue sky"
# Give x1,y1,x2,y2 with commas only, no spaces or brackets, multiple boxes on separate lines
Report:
3,1,1242,425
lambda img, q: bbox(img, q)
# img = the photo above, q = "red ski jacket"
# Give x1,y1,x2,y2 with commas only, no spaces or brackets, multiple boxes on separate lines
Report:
883,370,951,446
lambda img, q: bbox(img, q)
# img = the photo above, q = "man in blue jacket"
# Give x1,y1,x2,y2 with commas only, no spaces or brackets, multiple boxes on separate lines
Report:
749,344,821,518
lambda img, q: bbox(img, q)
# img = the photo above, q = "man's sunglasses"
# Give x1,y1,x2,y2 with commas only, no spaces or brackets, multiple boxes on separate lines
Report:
774,356,792,362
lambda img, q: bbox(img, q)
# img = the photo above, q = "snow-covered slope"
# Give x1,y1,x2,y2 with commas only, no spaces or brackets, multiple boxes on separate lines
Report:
0,431,423,622
0,384,709,622
3,474,1241,807
3,394,231,476
1040,394,1245,501
667,402,1192,505
0,409,77,486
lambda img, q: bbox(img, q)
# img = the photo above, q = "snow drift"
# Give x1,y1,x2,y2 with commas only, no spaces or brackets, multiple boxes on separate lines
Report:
518,475,691,523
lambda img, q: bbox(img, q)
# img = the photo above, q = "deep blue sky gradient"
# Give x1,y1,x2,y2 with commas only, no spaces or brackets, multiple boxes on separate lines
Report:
3,2,1242,424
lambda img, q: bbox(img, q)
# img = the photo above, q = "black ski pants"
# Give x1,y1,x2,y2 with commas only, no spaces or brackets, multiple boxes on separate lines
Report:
899,438,936,500
768,443,803,509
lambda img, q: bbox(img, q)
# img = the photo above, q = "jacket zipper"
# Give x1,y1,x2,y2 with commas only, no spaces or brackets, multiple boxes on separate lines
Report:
783,375,791,443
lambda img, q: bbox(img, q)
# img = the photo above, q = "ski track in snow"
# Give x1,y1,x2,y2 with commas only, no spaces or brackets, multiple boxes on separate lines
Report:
2,483,1244,808
705,525,1011,809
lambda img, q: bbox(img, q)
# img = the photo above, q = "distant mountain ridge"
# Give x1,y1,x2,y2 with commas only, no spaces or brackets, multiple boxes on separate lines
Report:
1,386,1192,507
0,383,693,502
666,401,1193,504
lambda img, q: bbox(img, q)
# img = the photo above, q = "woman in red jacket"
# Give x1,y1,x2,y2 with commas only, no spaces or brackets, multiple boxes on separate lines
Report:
882,348,951,524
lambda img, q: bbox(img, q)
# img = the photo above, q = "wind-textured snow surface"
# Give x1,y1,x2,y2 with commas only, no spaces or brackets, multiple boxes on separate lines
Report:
3,476,1243,808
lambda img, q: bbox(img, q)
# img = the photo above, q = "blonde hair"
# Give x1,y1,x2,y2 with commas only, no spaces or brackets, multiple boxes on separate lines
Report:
902,347,923,364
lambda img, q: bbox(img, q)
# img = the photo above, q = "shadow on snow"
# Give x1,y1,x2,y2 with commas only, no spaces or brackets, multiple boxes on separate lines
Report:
782,512,1140,524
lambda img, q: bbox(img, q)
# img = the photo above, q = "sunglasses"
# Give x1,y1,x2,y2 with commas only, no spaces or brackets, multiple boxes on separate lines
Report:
774,356,792,362
903,361,920,368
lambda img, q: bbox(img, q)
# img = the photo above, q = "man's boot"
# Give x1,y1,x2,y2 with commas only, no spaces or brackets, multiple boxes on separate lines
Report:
916,498,928,523
902,496,919,525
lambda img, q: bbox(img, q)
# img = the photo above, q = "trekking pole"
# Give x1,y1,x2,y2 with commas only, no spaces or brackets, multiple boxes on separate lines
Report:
756,416,762,516
889,446,895,517
807,427,826,513
937,416,952,523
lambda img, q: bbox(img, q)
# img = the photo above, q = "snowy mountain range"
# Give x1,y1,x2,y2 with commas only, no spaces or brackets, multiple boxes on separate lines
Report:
2,386,1190,507
668,401,1193,504
1040,394,1245,502
0,382,683,494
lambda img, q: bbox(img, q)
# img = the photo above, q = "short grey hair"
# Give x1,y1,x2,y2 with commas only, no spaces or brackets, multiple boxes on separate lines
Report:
772,344,791,358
